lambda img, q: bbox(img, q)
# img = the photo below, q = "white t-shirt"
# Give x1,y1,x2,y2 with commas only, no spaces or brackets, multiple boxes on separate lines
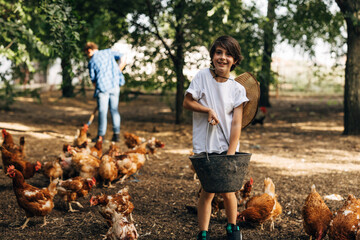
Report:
185,68,249,154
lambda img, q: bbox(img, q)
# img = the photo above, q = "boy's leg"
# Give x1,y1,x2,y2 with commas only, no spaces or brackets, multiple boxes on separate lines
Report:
222,192,241,240
109,86,121,141
221,192,237,224
198,190,215,231
97,92,110,137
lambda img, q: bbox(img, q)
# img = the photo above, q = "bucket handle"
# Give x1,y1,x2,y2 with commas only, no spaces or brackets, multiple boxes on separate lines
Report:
205,121,229,161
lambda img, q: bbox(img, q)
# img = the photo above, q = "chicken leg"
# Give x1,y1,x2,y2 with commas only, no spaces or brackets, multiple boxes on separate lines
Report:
40,216,47,228
19,217,30,229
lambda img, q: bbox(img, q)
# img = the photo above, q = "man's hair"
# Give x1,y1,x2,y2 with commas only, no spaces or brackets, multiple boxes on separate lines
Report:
209,35,244,71
84,42,98,52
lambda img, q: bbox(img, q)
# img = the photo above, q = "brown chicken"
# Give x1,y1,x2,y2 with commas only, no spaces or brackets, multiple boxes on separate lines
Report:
68,146,101,179
73,124,89,148
90,136,103,158
328,194,360,240
99,155,118,188
105,211,139,240
1,129,26,173
115,137,165,183
57,176,96,212
1,146,41,179
90,187,135,226
1,129,25,156
42,157,64,182
302,184,333,240
210,178,254,219
238,177,282,231
123,132,145,149
6,165,58,229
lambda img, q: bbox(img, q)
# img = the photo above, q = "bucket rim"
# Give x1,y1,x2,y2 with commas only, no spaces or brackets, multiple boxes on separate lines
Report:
189,152,252,160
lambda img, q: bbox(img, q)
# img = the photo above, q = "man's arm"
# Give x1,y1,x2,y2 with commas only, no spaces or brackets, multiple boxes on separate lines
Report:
119,55,126,72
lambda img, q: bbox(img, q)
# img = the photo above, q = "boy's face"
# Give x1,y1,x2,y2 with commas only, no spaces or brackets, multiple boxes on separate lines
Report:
212,46,237,75
85,49,95,58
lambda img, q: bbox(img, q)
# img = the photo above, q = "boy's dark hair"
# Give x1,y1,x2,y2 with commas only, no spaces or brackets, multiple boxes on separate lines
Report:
209,35,244,71
84,42,98,52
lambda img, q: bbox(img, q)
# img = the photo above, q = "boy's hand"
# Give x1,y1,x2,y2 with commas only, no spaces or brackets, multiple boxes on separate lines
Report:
208,109,219,125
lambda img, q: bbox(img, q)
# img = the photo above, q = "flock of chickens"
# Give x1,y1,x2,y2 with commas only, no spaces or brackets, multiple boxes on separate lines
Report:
1,127,164,240
3,125,360,239
195,172,360,239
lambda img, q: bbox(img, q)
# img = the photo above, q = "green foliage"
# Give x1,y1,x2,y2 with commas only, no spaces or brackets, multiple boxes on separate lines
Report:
277,0,346,57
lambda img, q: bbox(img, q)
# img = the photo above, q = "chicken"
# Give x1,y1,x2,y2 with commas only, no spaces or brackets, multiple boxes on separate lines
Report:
1,129,26,173
328,194,360,240
105,211,139,240
90,136,103,158
207,178,253,219
123,132,145,149
1,146,41,179
115,153,145,183
1,129,25,156
42,157,64,182
99,155,118,188
73,124,89,148
251,106,267,126
103,142,122,158
90,187,135,226
57,176,96,212
6,165,58,229
115,137,165,183
238,177,282,231
68,146,101,179
302,184,332,240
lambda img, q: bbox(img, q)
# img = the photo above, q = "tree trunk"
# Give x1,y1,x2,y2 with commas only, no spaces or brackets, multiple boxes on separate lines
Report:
259,0,276,107
336,0,360,135
174,0,185,124
61,55,74,98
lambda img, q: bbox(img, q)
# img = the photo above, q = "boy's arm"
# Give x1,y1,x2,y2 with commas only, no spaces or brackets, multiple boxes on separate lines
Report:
183,93,219,125
227,104,244,155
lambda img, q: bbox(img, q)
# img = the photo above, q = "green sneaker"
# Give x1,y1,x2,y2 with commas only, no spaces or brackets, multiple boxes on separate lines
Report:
226,223,242,240
197,230,209,240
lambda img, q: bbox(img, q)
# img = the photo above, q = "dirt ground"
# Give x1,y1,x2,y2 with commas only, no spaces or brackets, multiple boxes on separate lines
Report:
0,90,359,240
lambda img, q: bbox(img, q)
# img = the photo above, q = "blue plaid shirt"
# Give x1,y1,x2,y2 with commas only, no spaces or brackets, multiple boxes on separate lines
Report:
88,49,125,97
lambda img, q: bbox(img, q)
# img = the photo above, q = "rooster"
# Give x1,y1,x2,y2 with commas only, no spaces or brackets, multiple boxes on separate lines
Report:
238,177,282,231
57,176,96,212
302,184,332,240
251,106,267,126
328,194,360,240
6,165,58,229
90,187,135,226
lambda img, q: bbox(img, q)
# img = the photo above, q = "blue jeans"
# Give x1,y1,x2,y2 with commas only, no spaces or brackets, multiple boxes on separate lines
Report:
97,86,120,137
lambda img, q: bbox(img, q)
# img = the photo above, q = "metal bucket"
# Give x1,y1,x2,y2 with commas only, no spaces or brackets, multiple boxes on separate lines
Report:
190,152,251,193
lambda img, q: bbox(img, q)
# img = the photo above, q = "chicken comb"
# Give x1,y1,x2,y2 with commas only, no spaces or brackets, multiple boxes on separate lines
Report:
7,165,15,171
250,177,253,185
2,129,7,136
83,124,89,131
36,161,42,167
92,177,96,183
